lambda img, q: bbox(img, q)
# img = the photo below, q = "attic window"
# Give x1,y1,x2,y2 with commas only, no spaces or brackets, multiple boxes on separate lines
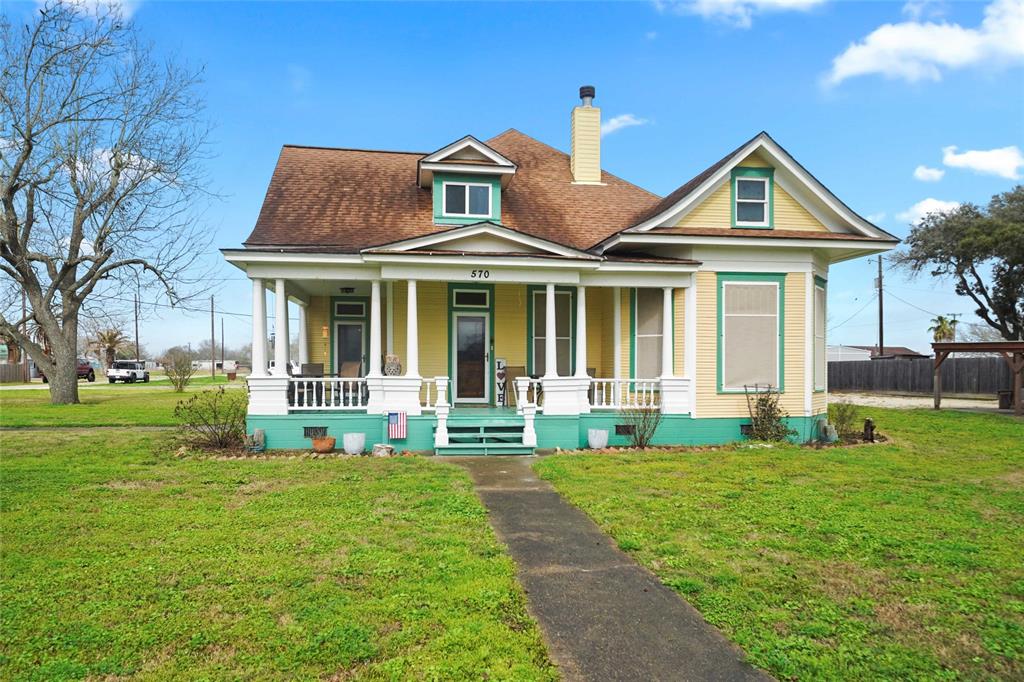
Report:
443,182,491,218
732,167,773,229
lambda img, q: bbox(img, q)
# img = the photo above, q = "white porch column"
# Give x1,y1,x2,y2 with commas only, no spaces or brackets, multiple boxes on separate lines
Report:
368,280,382,377
272,279,289,377
406,279,419,377
661,287,674,378
544,283,558,378
250,278,267,377
386,281,395,356
685,282,698,418
613,287,622,380
297,303,309,366
574,285,587,378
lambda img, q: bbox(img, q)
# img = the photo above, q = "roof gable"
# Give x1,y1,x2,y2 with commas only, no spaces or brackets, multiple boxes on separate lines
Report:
627,132,896,240
361,222,599,259
417,135,517,187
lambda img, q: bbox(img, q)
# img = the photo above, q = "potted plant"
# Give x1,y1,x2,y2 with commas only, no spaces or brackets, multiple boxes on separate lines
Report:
587,428,609,449
311,435,336,453
343,432,366,455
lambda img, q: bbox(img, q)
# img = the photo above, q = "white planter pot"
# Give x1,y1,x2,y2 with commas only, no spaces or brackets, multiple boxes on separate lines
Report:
587,428,609,450
343,432,366,455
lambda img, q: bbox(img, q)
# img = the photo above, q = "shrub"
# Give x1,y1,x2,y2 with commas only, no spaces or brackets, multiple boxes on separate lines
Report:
744,385,796,442
174,387,247,449
621,406,663,449
828,400,860,439
163,346,197,393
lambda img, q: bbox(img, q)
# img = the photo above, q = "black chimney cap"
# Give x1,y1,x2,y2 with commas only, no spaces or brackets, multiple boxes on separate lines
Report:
579,85,596,100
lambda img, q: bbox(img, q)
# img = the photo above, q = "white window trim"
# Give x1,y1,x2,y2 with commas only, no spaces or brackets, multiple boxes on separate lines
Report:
452,288,490,308
531,290,572,375
814,284,826,391
634,288,664,379
442,181,492,219
721,281,780,391
734,176,770,228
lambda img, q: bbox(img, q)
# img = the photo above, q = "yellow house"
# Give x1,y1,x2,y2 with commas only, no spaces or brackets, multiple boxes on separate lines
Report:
223,86,898,453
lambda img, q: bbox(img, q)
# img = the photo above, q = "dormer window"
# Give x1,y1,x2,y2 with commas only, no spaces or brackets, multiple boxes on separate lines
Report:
731,167,774,229
443,182,491,218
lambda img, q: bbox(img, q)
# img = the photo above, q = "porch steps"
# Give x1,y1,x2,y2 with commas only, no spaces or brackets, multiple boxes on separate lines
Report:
435,418,534,456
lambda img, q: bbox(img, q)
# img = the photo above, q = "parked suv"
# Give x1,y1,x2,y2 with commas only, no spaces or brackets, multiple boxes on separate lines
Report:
40,358,96,383
107,360,149,384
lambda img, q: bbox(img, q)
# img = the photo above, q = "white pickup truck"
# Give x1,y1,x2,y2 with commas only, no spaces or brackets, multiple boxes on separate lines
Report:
107,360,150,384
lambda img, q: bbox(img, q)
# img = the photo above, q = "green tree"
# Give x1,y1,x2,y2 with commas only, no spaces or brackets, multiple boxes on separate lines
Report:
90,328,130,369
928,315,958,342
896,186,1024,341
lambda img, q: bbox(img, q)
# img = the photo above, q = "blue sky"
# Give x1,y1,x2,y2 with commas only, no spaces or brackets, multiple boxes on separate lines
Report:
7,0,1023,355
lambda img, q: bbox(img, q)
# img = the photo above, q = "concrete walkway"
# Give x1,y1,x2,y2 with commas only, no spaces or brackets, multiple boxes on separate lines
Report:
446,456,770,682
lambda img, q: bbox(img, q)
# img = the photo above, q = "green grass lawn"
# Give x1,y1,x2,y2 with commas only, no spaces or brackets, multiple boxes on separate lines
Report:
536,408,1024,680
0,377,237,427
0,430,555,680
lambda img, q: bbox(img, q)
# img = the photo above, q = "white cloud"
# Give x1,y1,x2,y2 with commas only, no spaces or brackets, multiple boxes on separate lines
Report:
653,0,824,29
942,144,1024,179
824,0,1024,86
36,0,140,19
902,0,946,21
601,114,650,137
896,198,961,224
913,165,945,181
866,211,887,223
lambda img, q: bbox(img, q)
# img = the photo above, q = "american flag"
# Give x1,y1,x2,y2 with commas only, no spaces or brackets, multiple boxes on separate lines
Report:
387,411,407,440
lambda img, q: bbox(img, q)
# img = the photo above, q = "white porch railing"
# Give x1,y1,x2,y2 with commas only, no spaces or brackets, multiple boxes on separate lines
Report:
420,376,449,412
288,377,368,410
513,377,544,414
590,378,661,410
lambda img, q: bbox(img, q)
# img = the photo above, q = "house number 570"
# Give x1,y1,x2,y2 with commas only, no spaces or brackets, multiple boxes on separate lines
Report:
471,269,490,279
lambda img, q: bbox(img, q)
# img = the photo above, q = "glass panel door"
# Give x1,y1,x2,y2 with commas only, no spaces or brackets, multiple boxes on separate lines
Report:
454,313,488,402
335,322,364,376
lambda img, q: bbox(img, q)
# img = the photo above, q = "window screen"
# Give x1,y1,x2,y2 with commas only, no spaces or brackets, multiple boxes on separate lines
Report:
735,177,768,226
532,290,572,376
635,288,663,379
814,285,826,390
444,183,490,216
444,184,466,215
722,282,778,390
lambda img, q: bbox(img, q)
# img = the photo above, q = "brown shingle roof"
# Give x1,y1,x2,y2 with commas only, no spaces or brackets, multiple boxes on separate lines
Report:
244,130,660,252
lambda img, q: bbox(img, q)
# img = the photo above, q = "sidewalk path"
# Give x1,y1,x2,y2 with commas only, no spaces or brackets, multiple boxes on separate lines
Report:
445,456,770,682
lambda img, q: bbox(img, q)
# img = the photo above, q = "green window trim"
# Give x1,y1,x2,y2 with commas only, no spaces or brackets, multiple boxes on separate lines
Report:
432,172,502,225
716,272,786,394
329,295,371,376
526,285,576,376
813,275,827,393
446,282,496,404
629,288,675,380
731,167,774,230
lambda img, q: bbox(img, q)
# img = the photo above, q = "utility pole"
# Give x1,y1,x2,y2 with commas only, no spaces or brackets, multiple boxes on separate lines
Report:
876,255,884,357
210,296,216,378
949,312,962,341
221,317,225,367
134,292,140,360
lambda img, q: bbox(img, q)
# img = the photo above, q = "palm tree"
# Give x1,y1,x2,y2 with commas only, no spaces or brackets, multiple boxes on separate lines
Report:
928,315,958,342
91,328,131,368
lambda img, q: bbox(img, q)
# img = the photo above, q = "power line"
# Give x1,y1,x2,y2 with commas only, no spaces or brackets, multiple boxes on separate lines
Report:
886,291,943,318
828,293,877,333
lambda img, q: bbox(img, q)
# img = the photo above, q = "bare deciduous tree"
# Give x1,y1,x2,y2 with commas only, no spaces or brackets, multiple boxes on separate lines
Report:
0,1,211,404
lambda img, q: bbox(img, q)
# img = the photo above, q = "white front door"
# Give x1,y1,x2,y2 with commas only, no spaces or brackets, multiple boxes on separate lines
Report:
453,312,489,403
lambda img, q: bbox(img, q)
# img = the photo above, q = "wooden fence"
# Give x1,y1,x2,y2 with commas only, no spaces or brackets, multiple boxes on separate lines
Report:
0,363,29,383
828,357,1013,396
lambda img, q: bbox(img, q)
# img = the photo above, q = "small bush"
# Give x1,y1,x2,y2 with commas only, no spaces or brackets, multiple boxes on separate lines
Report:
174,387,247,449
164,347,197,393
828,400,860,439
744,385,796,442
621,406,663,449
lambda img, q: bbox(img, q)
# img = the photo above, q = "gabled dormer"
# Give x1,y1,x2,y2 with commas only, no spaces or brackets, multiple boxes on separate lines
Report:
417,135,517,225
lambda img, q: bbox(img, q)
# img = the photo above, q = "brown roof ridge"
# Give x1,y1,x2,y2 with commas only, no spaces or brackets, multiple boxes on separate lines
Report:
487,128,662,201
282,143,428,155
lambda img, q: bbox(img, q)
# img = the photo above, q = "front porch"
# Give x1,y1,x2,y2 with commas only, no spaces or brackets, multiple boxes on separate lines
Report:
237,251,700,452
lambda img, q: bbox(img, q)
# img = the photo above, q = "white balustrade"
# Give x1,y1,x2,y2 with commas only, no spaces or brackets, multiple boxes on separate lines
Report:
513,377,543,414
589,378,661,410
288,377,368,410
421,376,449,411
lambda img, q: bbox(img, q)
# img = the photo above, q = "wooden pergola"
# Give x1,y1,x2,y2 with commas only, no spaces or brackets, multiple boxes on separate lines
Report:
932,341,1024,416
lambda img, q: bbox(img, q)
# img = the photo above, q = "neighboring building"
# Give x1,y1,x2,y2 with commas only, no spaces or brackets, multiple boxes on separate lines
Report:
223,86,899,452
827,345,874,362
849,345,929,360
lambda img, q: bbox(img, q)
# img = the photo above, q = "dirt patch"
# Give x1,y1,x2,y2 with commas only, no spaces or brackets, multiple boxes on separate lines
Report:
834,392,1000,411
99,479,166,491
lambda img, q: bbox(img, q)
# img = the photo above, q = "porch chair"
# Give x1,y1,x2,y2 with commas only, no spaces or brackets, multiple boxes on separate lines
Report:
338,360,368,406
297,363,325,406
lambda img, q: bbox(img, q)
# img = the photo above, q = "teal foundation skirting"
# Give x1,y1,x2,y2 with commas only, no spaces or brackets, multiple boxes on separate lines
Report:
249,411,827,450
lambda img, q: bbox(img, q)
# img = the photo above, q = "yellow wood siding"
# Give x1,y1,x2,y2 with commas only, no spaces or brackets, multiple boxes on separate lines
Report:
494,283,527,370
694,271,807,418
305,296,330,367
618,288,630,379
585,288,605,376
673,152,828,232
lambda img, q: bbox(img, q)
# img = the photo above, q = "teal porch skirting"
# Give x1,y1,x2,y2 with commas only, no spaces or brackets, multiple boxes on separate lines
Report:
248,411,826,451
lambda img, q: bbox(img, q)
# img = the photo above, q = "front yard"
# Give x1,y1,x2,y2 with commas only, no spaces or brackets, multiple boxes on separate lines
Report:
536,408,1024,680
0,429,555,680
